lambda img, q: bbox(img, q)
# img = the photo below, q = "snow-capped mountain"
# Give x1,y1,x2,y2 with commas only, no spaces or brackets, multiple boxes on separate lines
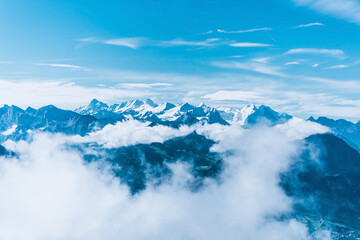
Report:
217,104,256,125
0,99,298,143
75,99,109,115
76,99,295,127
0,99,303,143
217,104,292,126
75,99,229,126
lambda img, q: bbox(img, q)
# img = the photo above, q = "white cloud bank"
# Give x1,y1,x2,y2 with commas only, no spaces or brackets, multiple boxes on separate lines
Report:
0,120,330,240
72,120,194,148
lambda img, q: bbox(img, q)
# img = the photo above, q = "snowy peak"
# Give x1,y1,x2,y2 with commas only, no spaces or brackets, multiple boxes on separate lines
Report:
110,99,158,114
75,99,109,115
218,104,256,125
152,102,176,114
245,105,292,126
242,104,257,115
74,99,230,126
3,99,360,156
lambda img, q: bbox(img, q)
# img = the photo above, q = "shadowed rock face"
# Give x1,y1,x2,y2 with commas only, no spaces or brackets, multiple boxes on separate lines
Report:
281,133,360,230
309,116,360,151
0,145,14,157
0,145,8,156
84,132,223,195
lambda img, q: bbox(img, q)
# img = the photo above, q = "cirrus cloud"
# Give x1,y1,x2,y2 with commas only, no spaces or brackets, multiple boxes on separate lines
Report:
284,48,346,59
229,42,273,48
293,0,360,25
202,90,262,101
294,22,325,28
217,27,273,34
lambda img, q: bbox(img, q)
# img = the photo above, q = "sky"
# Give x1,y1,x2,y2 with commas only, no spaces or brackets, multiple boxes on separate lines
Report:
0,0,360,120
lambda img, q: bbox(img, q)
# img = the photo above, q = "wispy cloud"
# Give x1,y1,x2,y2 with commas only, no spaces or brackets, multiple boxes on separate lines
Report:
158,38,221,47
252,57,273,63
294,22,325,28
211,61,286,77
293,0,360,25
217,27,273,34
312,63,319,67
201,30,213,35
103,37,147,49
325,64,349,69
229,42,273,47
80,37,146,49
202,90,262,101
285,61,301,65
35,63,85,70
285,48,345,59
117,83,173,88
80,37,221,48
230,55,244,58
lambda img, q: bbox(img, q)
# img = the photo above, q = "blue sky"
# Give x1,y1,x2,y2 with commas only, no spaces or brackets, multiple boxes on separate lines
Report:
1,0,360,120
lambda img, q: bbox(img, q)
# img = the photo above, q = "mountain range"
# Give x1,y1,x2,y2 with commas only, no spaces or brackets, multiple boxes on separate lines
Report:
1,98,359,149
0,99,293,142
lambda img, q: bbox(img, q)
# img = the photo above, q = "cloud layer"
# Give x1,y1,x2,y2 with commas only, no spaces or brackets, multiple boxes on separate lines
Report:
0,120,330,239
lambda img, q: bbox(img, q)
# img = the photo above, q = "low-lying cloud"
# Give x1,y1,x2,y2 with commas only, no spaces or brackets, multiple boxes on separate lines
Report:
0,120,330,239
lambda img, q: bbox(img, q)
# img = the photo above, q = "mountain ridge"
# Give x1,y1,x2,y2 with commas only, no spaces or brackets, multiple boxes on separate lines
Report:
2,99,360,152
